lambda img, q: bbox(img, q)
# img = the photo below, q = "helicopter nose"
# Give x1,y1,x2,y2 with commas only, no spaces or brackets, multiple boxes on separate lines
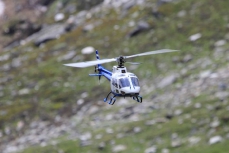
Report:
121,86,140,94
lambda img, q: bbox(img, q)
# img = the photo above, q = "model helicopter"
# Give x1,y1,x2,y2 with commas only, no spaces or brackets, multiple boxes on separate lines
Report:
64,49,179,105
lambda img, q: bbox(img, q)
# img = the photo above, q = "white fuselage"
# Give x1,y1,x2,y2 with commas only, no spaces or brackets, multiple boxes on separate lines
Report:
110,66,140,96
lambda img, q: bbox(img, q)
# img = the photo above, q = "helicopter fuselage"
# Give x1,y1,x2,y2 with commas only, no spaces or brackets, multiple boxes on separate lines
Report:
110,66,140,96
91,65,140,95
89,64,142,104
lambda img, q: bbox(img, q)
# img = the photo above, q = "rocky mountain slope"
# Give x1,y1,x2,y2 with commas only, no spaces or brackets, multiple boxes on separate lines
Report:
1,0,229,152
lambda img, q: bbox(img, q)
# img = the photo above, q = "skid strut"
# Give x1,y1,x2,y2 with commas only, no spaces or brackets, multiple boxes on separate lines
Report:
104,92,116,105
104,92,143,105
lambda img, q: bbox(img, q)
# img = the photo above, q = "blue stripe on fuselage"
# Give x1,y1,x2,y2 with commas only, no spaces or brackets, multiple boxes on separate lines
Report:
98,65,112,81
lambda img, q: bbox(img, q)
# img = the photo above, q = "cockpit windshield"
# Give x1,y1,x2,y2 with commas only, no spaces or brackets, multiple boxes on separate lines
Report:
131,77,139,86
119,78,130,88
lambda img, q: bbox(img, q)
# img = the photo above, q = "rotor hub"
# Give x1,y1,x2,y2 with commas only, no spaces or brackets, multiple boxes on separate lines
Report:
117,56,126,67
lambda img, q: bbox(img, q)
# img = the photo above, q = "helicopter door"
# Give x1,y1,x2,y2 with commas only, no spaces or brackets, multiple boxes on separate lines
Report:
111,78,119,93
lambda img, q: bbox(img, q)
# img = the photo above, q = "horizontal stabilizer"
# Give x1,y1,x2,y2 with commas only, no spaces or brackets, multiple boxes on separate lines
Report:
89,74,103,76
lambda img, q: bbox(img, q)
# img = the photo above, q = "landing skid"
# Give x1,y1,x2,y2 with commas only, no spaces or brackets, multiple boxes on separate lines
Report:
103,91,143,105
132,95,142,103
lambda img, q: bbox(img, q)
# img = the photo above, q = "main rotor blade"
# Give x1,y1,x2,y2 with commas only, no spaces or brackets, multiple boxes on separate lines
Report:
125,49,179,59
126,62,141,65
64,58,116,68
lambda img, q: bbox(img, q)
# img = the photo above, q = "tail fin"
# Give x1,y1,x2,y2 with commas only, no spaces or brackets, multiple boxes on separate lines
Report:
95,50,101,68
95,50,100,60
95,50,101,81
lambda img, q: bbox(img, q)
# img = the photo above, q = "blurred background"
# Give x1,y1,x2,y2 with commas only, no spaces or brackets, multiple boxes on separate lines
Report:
0,0,229,152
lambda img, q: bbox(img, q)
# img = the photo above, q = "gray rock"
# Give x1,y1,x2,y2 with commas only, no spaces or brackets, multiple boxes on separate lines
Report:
80,140,92,146
210,120,220,128
16,121,24,131
83,24,95,32
98,142,105,150
4,127,11,135
58,150,64,153
145,120,156,125
158,74,178,88
177,10,186,17
125,0,136,9
0,131,2,138
214,40,226,47
189,33,201,41
214,47,225,53
0,53,10,62
54,13,65,22
3,146,18,153
218,83,227,91
209,136,222,145
183,54,192,63
2,63,10,71
122,0,136,13
174,109,182,116
171,133,178,139
88,106,99,115
105,114,114,120
112,145,126,152
188,136,201,145
226,133,229,139
127,21,150,37
65,11,87,31
171,139,182,147
18,88,30,95
194,103,201,108
0,1,5,16
199,70,211,78
81,46,95,54
57,50,76,61
65,4,76,14
157,0,175,6
25,24,66,46
215,91,229,100
106,128,114,134
155,118,167,123
116,133,125,138
133,127,141,133
144,146,157,153
95,134,103,139
161,148,170,153
80,132,92,141
77,99,84,105
11,58,22,68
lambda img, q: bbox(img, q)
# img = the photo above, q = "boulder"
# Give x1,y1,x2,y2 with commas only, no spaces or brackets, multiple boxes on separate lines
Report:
54,13,65,22
112,145,127,152
214,40,226,47
189,33,201,41
127,21,150,38
0,0,4,16
25,24,66,46
145,146,157,153
158,74,178,88
81,46,95,54
209,136,223,145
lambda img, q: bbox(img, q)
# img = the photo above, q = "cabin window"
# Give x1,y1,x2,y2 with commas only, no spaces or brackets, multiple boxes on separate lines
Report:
119,78,130,88
112,79,118,88
131,77,139,86
121,70,126,73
